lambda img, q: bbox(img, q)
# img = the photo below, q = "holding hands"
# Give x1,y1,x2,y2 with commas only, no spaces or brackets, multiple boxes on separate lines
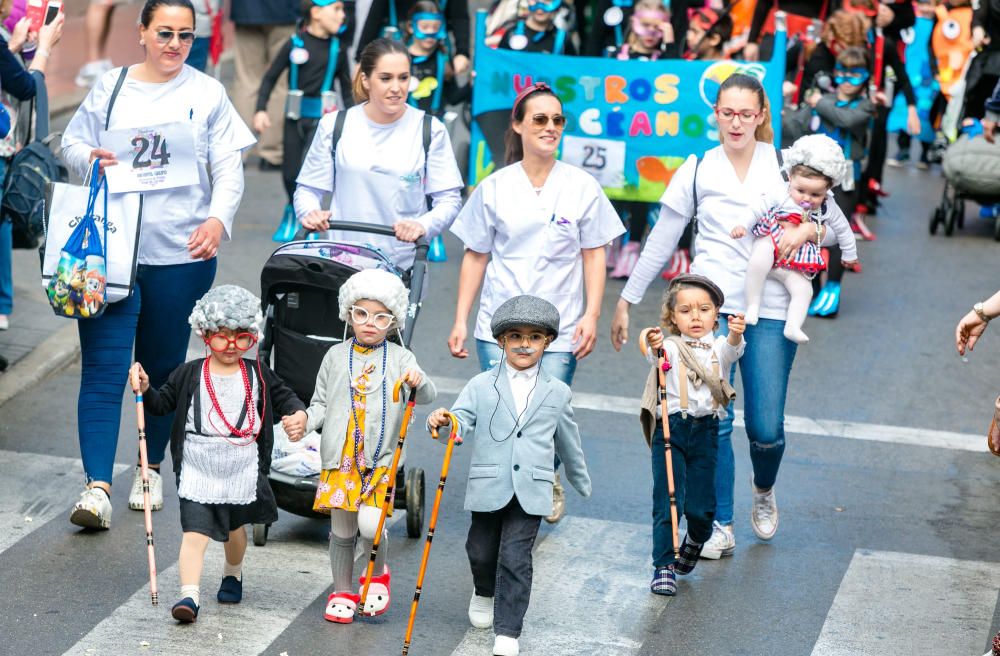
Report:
282,411,308,442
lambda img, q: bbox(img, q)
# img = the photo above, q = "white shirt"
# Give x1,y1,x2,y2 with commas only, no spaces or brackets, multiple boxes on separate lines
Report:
745,187,858,262
451,161,625,351
505,362,539,417
62,65,256,266
646,333,745,418
622,143,841,320
293,104,464,270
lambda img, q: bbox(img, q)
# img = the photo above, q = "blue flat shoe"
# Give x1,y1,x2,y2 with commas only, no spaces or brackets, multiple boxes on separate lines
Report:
217,575,243,604
171,597,199,623
810,282,841,318
272,204,298,242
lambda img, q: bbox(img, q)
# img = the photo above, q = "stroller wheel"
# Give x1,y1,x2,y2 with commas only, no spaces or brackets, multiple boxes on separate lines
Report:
956,199,966,229
993,215,1000,242
405,468,426,538
945,202,960,236
929,207,943,235
252,523,269,547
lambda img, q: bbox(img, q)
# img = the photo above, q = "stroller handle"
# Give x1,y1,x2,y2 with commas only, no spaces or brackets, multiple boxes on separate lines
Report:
293,220,430,260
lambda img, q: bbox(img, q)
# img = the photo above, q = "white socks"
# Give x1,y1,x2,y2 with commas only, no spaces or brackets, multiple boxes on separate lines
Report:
224,560,243,580
180,584,200,606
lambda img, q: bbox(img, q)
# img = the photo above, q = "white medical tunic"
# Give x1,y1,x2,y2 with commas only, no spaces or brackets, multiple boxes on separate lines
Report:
293,104,464,270
62,65,256,266
451,160,625,352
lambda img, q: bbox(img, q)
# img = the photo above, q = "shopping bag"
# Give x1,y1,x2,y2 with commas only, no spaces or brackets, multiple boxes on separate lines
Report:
41,161,142,309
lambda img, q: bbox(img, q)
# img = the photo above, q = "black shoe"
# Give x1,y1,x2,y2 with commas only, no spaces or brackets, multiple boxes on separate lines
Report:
171,597,199,623
674,535,703,575
217,575,243,603
258,159,282,172
0,354,7,372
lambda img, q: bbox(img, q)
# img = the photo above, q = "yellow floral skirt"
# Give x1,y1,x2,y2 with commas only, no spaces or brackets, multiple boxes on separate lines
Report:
313,454,393,514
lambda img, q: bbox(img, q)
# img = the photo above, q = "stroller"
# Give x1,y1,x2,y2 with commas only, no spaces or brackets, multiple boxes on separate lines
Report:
253,221,429,546
929,128,1000,240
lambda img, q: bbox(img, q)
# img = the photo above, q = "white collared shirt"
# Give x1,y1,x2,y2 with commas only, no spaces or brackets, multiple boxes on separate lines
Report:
646,332,745,419
451,160,625,351
505,362,540,417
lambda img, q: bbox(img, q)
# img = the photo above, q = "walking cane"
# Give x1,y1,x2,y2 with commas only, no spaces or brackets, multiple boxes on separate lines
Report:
359,379,417,616
402,412,462,656
128,364,159,605
639,329,680,560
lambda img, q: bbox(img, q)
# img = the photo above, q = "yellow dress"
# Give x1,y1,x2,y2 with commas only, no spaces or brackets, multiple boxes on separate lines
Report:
313,343,392,514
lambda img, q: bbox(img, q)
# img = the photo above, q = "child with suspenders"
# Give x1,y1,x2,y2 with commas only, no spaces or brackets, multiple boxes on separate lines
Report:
254,0,353,242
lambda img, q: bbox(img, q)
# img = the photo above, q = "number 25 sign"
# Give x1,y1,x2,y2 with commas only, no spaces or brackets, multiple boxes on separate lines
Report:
100,122,199,193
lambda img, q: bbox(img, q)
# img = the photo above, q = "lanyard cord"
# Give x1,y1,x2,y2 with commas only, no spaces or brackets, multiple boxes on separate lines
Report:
289,34,340,93
348,339,388,498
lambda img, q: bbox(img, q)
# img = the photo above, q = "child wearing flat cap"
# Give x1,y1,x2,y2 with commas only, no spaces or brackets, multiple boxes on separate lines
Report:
134,285,308,623
427,294,591,656
639,274,745,597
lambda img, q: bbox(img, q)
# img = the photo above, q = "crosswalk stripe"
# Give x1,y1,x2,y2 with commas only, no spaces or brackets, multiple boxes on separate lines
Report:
810,549,1000,655
435,377,987,452
63,514,400,656
0,450,128,554
449,517,665,656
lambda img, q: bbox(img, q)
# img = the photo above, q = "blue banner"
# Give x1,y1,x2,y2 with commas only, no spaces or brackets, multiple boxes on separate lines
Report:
469,10,786,202
888,15,937,143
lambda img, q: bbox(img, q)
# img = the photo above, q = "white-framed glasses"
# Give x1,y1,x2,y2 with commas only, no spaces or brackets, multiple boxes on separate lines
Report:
350,305,395,330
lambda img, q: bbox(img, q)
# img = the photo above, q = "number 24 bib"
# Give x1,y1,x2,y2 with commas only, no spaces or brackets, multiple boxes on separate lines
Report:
99,122,199,193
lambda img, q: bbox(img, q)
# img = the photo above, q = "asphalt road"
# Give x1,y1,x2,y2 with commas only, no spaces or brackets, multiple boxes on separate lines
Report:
1,142,1000,656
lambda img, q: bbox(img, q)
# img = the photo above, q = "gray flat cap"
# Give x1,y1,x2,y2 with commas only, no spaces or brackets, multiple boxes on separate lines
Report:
490,295,560,339
668,273,725,309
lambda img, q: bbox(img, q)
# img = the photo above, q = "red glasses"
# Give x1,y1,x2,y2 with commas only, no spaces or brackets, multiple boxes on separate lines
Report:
714,107,762,122
205,332,257,352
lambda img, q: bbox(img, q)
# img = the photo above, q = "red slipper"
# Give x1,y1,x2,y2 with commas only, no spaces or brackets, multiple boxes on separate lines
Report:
324,591,360,624
358,566,391,616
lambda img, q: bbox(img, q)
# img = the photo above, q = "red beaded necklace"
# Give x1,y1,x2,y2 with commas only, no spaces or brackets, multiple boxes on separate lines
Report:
202,358,258,444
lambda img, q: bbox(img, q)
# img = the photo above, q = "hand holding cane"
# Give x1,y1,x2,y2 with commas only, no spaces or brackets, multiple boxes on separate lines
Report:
128,363,159,605
402,412,462,656
638,329,681,559
359,379,417,616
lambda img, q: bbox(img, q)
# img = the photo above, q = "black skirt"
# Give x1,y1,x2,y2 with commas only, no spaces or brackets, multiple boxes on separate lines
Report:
177,471,278,542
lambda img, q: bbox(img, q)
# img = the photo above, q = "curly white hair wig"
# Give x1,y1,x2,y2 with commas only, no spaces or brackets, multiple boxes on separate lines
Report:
188,285,264,337
782,134,852,190
338,269,410,330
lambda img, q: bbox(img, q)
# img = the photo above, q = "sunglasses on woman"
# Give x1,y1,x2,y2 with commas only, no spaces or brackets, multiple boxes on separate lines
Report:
529,113,567,128
206,332,257,352
154,30,196,46
350,305,396,330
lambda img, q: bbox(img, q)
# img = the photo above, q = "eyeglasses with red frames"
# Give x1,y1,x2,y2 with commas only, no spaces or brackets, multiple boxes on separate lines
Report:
529,113,567,129
714,107,763,122
205,332,257,352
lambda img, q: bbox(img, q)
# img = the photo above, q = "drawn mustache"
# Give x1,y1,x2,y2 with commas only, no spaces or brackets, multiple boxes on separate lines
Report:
510,347,537,355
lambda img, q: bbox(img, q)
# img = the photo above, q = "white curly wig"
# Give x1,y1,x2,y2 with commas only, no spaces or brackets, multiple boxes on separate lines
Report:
782,134,852,190
338,269,410,330
188,285,264,337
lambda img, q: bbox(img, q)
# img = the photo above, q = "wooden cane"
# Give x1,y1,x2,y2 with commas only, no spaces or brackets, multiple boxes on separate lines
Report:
402,412,462,656
638,330,681,559
359,380,417,616
128,364,159,606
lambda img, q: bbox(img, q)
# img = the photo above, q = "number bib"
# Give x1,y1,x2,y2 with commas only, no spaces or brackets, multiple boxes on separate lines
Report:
560,135,626,188
99,121,199,193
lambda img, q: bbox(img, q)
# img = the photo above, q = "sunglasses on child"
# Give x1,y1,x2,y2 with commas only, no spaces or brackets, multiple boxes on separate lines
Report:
205,332,257,352
350,305,396,330
528,113,567,128
154,30,196,46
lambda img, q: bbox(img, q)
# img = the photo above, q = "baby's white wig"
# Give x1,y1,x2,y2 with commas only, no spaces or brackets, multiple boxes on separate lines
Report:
782,134,852,190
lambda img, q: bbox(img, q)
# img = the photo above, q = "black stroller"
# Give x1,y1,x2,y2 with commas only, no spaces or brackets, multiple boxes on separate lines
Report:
253,221,429,545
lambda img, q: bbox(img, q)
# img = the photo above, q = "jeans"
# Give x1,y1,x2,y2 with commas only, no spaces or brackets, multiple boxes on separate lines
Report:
714,316,797,525
0,158,12,316
186,37,210,72
466,497,542,638
651,416,718,567
475,338,577,470
77,260,216,483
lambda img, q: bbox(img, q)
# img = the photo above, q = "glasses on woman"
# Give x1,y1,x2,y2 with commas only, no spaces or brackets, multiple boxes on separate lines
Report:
529,114,567,129
206,332,257,352
714,107,761,122
154,30,196,46
350,305,396,330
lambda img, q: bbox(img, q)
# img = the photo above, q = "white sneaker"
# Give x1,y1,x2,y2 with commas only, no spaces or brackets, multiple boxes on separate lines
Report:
0,315,8,330
70,487,112,529
493,635,520,656
700,521,735,559
468,592,493,629
750,476,778,540
128,467,163,511
74,59,112,88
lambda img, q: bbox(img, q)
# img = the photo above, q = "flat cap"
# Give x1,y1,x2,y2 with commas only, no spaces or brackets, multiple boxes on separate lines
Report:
668,273,725,308
490,295,560,339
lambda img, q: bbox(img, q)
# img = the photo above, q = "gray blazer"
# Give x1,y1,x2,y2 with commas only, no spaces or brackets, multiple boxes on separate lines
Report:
448,366,591,517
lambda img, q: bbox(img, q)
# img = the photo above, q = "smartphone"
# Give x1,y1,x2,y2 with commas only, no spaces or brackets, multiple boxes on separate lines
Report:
25,0,44,32
44,0,62,25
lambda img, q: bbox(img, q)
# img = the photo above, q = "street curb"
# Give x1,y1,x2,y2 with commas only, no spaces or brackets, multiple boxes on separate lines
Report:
0,322,79,407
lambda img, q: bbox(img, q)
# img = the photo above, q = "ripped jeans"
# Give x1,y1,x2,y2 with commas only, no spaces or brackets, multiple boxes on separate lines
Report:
715,316,798,526
475,339,577,471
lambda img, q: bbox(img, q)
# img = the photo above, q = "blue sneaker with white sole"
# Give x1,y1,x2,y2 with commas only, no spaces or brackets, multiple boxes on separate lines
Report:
217,575,243,604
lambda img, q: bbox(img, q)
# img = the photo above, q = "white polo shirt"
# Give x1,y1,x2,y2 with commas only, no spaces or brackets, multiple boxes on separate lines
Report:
451,160,625,352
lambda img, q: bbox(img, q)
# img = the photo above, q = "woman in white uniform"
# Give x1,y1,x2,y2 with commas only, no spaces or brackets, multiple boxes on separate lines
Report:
294,37,464,271
448,82,624,523
609,73,838,557
61,0,256,530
